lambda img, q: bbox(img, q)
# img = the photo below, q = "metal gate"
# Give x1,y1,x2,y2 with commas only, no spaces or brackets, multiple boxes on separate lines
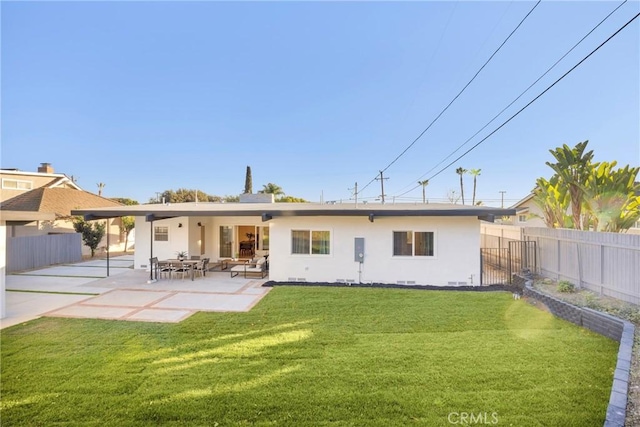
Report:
481,240,536,285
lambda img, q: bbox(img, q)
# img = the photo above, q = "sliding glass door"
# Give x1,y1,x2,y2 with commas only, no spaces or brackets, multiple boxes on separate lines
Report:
219,226,233,258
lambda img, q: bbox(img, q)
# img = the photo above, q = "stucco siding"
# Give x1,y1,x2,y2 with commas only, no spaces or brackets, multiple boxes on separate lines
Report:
269,216,480,286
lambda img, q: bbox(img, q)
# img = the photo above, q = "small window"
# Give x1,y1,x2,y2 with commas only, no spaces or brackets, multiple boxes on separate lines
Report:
393,231,434,257
518,215,527,223
154,226,169,241
292,230,330,255
2,179,33,190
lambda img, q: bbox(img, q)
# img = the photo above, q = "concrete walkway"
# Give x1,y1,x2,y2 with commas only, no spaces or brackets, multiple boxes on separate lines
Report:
1,256,270,329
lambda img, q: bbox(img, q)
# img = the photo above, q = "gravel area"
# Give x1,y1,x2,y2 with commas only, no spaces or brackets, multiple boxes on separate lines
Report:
532,279,639,426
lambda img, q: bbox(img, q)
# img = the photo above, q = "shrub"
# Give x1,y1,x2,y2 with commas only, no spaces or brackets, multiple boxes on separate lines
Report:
557,280,575,293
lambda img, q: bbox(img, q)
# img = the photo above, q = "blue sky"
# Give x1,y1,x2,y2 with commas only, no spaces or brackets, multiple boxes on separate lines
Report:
2,1,639,207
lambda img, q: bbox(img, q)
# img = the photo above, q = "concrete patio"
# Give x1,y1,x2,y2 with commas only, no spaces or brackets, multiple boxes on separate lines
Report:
1,255,271,328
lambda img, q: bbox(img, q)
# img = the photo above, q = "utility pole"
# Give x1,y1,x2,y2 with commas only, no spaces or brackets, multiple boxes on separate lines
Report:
375,171,388,204
499,191,506,208
348,182,358,205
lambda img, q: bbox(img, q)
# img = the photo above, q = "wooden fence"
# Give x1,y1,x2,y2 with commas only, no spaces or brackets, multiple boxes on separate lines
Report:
7,233,82,272
522,228,639,305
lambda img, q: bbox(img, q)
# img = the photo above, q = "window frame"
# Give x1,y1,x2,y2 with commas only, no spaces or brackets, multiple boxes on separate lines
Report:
291,229,331,256
392,230,436,258
154,226,169,242
2,178,33,190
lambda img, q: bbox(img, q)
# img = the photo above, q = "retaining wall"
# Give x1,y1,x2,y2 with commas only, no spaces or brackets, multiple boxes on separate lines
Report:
522,281,635,427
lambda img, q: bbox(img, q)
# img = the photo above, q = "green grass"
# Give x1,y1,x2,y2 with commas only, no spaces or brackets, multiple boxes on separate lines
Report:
0,287,618,426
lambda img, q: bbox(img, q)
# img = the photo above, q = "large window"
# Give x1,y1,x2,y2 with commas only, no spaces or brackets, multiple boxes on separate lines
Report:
393,231,434,257
292,230,330,255
154,226,169,242
2,179,33,190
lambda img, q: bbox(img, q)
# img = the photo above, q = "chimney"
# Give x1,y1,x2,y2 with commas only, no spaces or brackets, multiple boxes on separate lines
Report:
38,163,54,174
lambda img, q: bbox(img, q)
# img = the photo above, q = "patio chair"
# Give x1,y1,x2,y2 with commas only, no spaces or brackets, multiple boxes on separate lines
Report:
173,262,192,280
158,260,174,280
193,259,208,279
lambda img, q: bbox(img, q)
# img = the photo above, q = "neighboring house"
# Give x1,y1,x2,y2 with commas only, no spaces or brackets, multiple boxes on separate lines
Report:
1,187,126,256
1,162,81,203
499,193,547,227
72,202,515,286
500,193,640,235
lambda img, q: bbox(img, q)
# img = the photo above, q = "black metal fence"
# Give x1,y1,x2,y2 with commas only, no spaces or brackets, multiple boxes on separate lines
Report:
481,240,536,285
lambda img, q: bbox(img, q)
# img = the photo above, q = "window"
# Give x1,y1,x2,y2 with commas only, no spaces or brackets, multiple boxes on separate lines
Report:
393,231,434,257
154,226,169,241
518,215,527,223
2,179,33,190
292,230,330,255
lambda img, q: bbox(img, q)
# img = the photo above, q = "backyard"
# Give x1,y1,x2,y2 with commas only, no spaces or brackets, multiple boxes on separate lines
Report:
1,287,618,426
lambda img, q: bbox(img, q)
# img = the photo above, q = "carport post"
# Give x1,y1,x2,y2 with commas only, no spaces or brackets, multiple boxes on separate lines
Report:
149,219,154,281
106,219,110,277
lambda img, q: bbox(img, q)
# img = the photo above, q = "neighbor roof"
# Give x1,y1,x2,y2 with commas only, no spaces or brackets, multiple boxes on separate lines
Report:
1,187,122,218
0,169,82,190
71,202,515,222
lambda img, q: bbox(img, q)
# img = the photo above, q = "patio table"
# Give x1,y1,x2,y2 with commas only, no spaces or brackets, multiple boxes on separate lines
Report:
162,259,199,281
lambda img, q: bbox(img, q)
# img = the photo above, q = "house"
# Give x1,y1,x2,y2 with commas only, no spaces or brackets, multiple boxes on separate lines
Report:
1,162,130,255
72,201,515,286
498,193,546,227
1,162,81,202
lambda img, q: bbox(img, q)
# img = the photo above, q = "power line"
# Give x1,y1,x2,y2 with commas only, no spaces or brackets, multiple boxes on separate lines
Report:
395,10,640,198
358,0,541,196
393,0,629,197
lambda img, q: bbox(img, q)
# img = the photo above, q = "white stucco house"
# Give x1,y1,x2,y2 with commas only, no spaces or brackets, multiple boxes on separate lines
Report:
72,200,515,286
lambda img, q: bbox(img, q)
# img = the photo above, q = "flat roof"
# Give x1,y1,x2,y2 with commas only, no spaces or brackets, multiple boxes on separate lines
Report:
71,202,516,222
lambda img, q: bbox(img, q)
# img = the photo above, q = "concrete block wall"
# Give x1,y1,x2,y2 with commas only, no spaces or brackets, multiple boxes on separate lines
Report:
522,281,635,427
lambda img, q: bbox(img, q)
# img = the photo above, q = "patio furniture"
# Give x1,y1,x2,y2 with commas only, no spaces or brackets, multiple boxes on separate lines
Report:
158,260,175,280
230,257,267,278
193,258,209,279
239,241,255,256
149,257,159,280
219,258,249,271
161,259,199,280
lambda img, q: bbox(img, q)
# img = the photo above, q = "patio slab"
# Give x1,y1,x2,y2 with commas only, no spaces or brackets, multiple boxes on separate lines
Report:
48,304,138,320
126,308,195,323
3,256,271,328
81,290,173,307
153,293,262,312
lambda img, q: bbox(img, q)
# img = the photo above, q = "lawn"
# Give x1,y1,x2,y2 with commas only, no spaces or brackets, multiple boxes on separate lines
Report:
1,287,618,426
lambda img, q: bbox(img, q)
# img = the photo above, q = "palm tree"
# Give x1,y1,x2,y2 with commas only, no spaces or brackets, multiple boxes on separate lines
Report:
418,180,429,203
469,169,481,205
455,167,467,205
259,183,285,196
97,182,105,197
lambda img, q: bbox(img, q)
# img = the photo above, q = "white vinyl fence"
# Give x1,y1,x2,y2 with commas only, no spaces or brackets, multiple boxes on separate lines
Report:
523,228,639,305
7,233,82,272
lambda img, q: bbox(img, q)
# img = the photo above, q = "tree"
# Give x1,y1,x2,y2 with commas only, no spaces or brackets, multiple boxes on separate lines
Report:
110,198,139,252
110,197,139,206
244,166,253,194
469,169,481,205
455,167,467,205
149,189,221,204
418,180,429,204
446,189,460,204
97,182,106,196
73,218,106,257
120,216,135,252
582,162,640,232
545,141,594,230
259,183,285,196
531,176,571,228
276,196,308,203
533,140,639,232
